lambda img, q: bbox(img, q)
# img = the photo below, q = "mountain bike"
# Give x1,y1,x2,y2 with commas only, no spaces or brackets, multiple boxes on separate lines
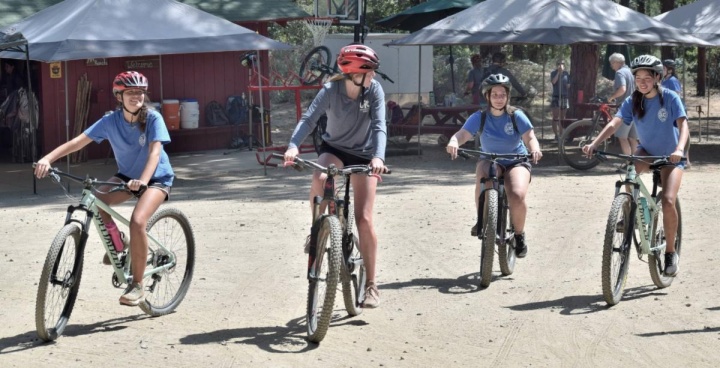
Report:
559,97,619,170
457,149,532,288
594,151,683,306
34,166,195,341
273,153,389,343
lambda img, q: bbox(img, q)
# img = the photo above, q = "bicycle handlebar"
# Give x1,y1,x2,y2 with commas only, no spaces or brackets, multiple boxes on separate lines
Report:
33,164,144,193
595,151,686,165
270,153,392,175
457,148,532,161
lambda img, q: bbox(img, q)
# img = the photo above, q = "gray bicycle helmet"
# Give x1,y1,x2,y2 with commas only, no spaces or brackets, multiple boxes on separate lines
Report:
630,55,663,76
482,73,511,95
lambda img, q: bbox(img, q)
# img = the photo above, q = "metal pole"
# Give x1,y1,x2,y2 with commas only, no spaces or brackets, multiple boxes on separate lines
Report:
256,50,268,176
23,44,38,194
416,46,422,156
64,61,70,191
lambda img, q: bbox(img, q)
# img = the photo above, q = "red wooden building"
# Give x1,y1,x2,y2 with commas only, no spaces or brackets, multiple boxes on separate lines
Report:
0,0,309,162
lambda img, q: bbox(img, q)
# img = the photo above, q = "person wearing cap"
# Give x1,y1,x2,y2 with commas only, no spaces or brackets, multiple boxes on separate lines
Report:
33,71,174,307
550,59,571,141
583,55,688,278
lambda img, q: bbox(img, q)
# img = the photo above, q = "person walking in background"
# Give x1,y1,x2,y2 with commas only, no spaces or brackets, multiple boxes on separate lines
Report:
284,44,387,308
608,53,638,163
662,59,690,168
464,54,485,106
479,52,528,105
550,59,570,142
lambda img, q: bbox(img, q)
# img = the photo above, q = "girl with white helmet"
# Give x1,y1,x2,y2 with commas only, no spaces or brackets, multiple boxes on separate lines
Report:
583,54,688,277
446,73,543,259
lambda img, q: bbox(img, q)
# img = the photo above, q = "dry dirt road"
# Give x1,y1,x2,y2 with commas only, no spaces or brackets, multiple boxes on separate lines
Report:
1,143,719,367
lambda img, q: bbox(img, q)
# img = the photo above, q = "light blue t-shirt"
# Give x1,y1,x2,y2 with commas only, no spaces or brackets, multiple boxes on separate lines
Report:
84,109,174,186
614,65,635,101
615,89,686,156
661,76,682,93
461,109,533,155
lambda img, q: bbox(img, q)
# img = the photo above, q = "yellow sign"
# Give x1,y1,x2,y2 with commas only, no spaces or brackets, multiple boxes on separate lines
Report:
49,62,62,78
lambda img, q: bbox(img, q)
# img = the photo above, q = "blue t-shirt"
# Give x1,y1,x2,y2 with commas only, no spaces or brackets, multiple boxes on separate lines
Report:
615,89,686,156
461,109,533,155
84,109,174,186
661,76,682,93
614,65,635,101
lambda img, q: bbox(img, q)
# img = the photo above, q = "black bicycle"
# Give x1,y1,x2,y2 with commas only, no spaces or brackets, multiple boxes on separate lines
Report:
457,149,532,288
273,153,390,343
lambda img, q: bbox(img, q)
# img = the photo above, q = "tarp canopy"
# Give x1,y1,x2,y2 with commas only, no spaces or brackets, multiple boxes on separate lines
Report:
388,0,711,46
655,0,720,46
0,0,291,62
376,0,484,32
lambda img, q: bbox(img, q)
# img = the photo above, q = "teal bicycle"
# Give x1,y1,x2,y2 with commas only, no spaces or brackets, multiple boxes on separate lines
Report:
596,151,683,306
34,166,196,341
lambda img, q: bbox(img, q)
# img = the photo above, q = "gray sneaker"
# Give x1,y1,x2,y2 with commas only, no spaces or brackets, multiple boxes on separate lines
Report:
664,252,679,277
363,282,380,308
119,283,144,306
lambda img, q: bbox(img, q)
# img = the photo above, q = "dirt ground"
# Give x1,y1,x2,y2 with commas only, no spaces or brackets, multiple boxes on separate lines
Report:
2,100,720,367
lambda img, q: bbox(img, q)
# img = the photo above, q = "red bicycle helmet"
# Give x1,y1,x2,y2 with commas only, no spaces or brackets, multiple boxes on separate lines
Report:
337,44,380,74
113,71,148,94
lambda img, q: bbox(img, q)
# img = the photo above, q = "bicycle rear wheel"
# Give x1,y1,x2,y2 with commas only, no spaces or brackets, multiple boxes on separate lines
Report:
497,193,516,276
479,190,498,288
341,203,365,316
648,193,682,288
139,208,195,317
36,224,84,342
559,119,607,170
300,46,331,85
307,216,342,343
601,194,633,306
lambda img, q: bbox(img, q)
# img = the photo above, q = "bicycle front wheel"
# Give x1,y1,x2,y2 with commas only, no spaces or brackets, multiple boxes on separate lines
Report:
601,194,633,306
560,119,607,170
341,203,365,316
307,216,342,343
139,208,196,317
479,190,498,288
497,193,516,276
648,193,682,288
300,46,331,86
36,224,84,342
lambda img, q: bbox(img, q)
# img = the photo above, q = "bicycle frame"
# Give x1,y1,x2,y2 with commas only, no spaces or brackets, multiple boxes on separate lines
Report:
614,164,663,255
66,184,176,285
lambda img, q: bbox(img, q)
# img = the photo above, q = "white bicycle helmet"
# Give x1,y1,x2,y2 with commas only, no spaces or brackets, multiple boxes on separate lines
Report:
482,73,511,95
630,55,663,76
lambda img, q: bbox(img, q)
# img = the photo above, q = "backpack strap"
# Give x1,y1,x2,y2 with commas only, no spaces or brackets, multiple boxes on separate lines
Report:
479,108,519,135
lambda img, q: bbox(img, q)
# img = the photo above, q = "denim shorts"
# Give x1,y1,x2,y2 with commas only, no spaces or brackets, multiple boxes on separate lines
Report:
115,173,171,200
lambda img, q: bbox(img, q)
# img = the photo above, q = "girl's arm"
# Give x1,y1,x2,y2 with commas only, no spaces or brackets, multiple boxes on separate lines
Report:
522,129,542,164
138,141,162,184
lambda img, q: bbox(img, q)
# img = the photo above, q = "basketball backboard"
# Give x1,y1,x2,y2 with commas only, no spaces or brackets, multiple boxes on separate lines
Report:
315,0,362,25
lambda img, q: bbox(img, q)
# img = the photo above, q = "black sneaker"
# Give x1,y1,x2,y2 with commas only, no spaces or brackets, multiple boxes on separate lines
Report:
514,233,528,258
664,252,679,277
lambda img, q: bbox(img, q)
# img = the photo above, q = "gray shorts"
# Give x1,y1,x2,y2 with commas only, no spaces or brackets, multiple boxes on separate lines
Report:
614,122,638,139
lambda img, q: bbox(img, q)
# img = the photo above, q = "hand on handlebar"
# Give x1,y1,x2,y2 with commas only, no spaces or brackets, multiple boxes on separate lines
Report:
582,143,596,158
33,158,52,179
446,137,460,159
529,150,542,164
670,149,684,164
369,157,386,176
283,147,299,164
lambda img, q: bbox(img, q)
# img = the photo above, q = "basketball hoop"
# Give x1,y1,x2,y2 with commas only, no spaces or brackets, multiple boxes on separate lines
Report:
304,17,335,46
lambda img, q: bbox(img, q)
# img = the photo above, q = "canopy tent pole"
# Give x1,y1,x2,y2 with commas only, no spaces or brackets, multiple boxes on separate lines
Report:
255,50,268,175
159,54,164,101
64,61,70,190
416,46,422,155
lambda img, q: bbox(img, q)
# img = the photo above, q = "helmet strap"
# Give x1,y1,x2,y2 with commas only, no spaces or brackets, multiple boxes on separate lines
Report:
119,91,141,119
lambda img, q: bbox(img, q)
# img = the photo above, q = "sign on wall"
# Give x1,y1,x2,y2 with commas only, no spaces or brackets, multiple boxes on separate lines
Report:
125,59,159,69
49,62,61,79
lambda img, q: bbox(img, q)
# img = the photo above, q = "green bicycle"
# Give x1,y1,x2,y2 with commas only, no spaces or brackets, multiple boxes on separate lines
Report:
596,151,683,306
35,166,196,341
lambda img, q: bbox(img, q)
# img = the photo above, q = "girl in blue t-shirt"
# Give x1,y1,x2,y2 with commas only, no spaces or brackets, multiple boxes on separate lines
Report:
34,71,174,307
446,73,542,259
583,55,688,278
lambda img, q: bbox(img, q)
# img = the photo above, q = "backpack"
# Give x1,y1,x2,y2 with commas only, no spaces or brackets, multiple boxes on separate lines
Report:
226,95,248,125
479,106,521,135
205,100,229,126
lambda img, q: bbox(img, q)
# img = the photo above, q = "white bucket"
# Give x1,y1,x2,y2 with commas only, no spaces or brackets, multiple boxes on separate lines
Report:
180,99,200,129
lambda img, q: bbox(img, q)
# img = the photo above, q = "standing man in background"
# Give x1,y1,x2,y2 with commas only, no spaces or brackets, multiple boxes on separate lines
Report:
464,54,485,106
550,59,570,142
608,53,637,161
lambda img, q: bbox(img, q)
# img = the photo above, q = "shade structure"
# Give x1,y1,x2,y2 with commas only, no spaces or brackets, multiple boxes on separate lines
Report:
388,0,712,46
655,0,720,46
0,0,291,62
376,0,484,32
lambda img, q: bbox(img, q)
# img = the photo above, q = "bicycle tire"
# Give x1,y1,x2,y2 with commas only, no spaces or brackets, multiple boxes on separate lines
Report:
601,193,633,306
480,190,498,288
307,216,342,343
648,193,682,288
138,208,196,317
341,203,365,316
35,224,84,341
300,46,332,86
497,193,516,276
559,119,607,170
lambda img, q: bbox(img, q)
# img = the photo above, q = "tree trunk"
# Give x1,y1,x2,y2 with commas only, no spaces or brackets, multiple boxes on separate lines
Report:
570,44,599,119
660,0,676,61
697,47,706,96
